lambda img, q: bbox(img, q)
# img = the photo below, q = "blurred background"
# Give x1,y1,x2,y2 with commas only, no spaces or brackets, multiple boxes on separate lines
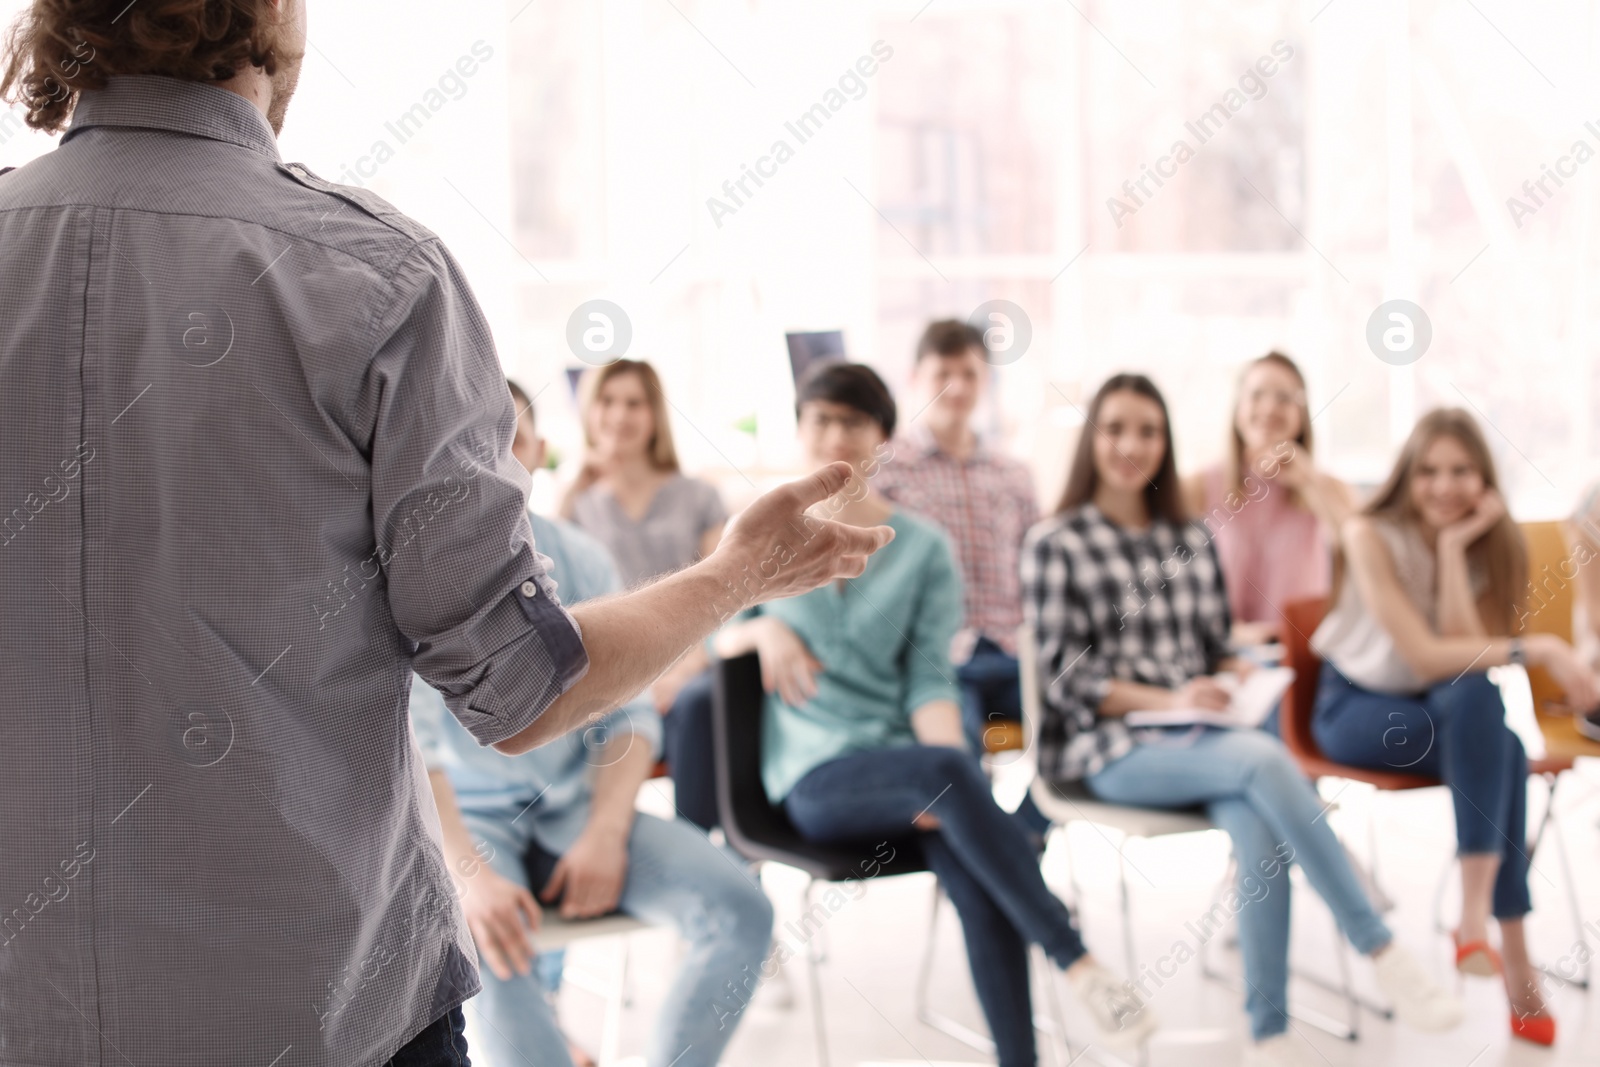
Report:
6,3,1600,1064
5,0,1596,519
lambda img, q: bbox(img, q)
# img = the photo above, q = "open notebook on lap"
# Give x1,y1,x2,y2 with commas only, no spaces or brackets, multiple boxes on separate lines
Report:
1124,667,1295,729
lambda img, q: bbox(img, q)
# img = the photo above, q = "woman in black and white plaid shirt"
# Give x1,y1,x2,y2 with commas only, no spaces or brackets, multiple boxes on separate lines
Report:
1021,374,1460,1067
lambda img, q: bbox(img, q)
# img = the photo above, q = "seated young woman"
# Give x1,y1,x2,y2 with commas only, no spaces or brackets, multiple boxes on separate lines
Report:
1022,373,1461,1067
1181,351,1357,648
1310,407,1600,1046
713,361,1156,1065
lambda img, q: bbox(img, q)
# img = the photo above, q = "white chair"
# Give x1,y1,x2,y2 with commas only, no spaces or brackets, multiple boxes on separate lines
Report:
531,912,648,1067
1016,623,1373,1045
1017,622,1216,991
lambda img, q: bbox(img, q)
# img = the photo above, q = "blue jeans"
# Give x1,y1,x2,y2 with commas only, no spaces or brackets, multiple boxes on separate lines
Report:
386,1007,470,1066
1311,663,1531,918
1086,729,1392,1042
663,668,719,831
959,637,1052,841
784,744,1088,1067
461,806,774,1067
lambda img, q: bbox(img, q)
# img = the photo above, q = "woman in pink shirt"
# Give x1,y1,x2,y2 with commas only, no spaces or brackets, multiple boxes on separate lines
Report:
1182,352,1358,646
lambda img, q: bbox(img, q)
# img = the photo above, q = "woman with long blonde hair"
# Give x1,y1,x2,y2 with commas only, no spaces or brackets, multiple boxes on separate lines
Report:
1311,408,1600,1046
1182,351,1357,646
560,359,728,828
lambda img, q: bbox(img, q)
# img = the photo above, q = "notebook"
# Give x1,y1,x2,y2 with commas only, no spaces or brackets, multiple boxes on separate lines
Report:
1123,667,1296,729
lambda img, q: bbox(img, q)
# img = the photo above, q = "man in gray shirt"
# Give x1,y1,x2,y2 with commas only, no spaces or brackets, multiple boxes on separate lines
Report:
0,3,891,1065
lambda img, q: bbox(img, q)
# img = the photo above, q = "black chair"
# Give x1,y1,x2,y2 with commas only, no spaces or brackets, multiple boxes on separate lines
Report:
711,652,1070,1066
711,651,926,880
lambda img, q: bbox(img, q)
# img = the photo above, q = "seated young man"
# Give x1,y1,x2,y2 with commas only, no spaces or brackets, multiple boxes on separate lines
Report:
874,319,1050,840
409,386,773,1067
713,361,1157,1067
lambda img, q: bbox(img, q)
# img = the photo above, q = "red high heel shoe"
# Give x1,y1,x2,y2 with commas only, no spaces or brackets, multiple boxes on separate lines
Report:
1510,1010,1556,1046
1452,928,1502,977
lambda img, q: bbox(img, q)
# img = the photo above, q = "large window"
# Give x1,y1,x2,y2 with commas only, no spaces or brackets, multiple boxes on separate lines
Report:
7,0,1592,514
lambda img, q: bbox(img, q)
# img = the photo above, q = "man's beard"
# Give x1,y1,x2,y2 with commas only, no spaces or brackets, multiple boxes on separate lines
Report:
265,53,302,136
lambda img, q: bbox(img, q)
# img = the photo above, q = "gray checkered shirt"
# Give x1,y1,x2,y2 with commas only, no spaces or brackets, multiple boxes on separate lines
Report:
0,75,589,1066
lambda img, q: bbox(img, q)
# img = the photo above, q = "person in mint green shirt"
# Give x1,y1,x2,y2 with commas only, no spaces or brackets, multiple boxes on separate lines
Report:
711,361,1156,1066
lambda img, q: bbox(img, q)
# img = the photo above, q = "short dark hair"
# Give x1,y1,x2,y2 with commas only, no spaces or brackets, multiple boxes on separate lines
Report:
1,0,292,134
914,319,986,364
794,360,897,438
506,378,535,431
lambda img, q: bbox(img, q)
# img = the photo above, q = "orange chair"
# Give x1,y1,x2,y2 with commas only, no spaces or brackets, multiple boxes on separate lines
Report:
1521,521,1577,715
1278,597,1437,792
1278,591,1587,990
1279,595,1574,788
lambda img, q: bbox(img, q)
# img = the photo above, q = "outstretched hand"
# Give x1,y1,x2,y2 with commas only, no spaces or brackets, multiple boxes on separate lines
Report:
714,461,895,609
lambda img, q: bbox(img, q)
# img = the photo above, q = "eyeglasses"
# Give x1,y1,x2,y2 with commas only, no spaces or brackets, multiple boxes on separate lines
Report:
800,410,879,434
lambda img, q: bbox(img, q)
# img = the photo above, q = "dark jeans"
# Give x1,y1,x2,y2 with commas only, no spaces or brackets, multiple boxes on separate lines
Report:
1311,662,1532,917
958,637,1051,840
385,1007,470,1067
784,744,1087,1067
663,667,719,831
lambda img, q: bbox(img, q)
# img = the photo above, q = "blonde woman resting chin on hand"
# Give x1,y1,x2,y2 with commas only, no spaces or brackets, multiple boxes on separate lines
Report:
1310,407,1600,1048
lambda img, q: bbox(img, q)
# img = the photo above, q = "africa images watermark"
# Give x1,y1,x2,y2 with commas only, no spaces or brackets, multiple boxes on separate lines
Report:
1504,118,1600,229
0,103,24,147
1519,510,1600,631
1106,39,1296,229
327,40,497,189
0,440,96,550
1111,439,1295,630
1128,842,1296,1002
310,438,494,630
705,40,895,229
711,841,900,1030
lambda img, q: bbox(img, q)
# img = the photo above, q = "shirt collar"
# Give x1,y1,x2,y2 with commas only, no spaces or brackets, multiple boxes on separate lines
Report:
61,75,280,160
904,422,991,462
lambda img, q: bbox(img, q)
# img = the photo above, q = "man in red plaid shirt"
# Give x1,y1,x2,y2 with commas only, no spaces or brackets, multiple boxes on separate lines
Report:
876,320,1051,841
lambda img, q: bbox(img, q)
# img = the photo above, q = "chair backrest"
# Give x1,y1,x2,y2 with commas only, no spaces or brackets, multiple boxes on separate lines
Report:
709,651,931,880
1277,596,1330,763
1520,520,1575,712
711,651,832,867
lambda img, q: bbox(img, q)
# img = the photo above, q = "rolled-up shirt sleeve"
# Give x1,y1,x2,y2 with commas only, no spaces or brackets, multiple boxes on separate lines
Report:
368,239,589,746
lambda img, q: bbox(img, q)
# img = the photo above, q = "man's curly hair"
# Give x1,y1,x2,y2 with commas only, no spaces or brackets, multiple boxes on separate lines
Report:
1,1,288,134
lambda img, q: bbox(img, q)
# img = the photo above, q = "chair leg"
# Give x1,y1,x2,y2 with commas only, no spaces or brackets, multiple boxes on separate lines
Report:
801,878,831,1067
1200,852,1386,1040
1199,853,1236,987
1431,853,1457,936
913,880,996,1053
1061,824,1085,926
914,876,1065,1053
1116,841,1137,982
1032,946,1070,1067
598,937,629,1066
1534,772,1592,991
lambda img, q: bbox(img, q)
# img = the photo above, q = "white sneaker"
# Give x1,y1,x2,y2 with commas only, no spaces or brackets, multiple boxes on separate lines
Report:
1242,1033,1316,1067
1372,943,1464,1032
1066,959,1158,1047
